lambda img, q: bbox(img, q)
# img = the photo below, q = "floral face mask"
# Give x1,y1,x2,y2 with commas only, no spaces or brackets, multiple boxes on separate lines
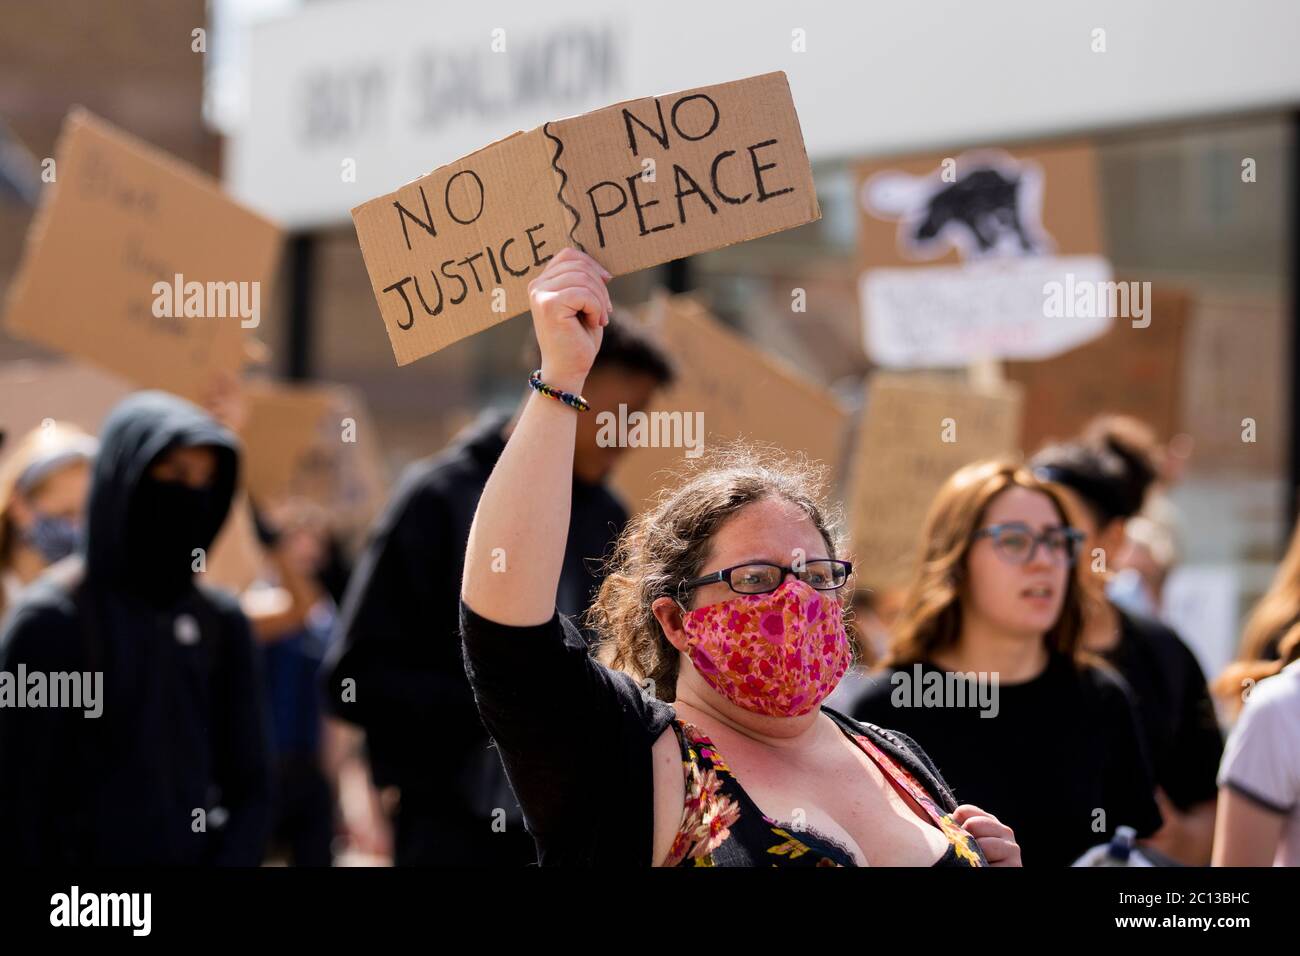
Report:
680,578,852,717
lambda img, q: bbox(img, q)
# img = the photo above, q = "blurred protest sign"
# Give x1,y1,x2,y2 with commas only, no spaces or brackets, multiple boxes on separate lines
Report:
207,494,263,595
240,380,388,532
3,109,282,403
610,295,847,514
848,372,1023,590
1004,284,1190,450
855,142,1111,367
1179,290,1282,475
352,72,820,365
0,360,132,461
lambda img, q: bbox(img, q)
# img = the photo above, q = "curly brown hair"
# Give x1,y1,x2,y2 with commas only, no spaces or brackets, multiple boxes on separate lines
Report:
589,443,847,702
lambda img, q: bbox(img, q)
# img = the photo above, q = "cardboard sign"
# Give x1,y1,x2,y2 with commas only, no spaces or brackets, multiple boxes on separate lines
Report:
859,255,1116,367
856,143,1104,268
1004,285,1190,451
848,373,1023,590
0,360,133,462
1178,290,1282,475
3,109,282,402
609,296,847,515
240,380,388,531
352,72,820,365
854,143,1110,368
206,494,264,596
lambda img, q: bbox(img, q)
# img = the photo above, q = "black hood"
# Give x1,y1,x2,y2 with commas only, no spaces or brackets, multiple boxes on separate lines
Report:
84,391,240,589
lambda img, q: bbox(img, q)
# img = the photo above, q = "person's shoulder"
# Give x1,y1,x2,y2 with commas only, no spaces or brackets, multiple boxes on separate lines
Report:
824,707,956,805
1074,652,1135,700
1119,607,1201,668
0,572,84,667
192,585,255,643
601,664,677,735
1242,661,1300,714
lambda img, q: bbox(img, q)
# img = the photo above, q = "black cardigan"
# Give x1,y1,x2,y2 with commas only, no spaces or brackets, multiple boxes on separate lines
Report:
459,599,963,866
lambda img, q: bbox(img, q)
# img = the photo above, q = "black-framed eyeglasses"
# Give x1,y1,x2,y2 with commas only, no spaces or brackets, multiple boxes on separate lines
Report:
679,560,853,598
972,523,1084,566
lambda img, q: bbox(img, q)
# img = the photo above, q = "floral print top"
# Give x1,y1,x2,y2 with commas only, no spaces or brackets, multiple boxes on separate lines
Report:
664,712,987,867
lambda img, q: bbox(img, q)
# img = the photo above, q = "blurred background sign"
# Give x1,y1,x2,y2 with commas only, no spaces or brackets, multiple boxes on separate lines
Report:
611,294,848,514
3,110,282,402
855,142,1112,367
848,373,1024,591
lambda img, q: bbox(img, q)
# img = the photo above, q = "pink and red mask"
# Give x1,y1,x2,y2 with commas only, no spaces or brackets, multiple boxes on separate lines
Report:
679,579,852,717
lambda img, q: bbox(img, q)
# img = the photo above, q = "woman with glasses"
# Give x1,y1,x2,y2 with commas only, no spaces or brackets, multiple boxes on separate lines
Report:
852,459,1161,866
458,249,1019,867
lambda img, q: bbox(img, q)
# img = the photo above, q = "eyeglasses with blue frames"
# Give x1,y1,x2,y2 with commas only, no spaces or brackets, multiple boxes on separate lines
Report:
679,560,853,597
972,523,1084,566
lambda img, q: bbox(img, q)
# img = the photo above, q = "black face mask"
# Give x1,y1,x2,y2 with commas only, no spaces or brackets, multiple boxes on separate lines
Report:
125,476,220,602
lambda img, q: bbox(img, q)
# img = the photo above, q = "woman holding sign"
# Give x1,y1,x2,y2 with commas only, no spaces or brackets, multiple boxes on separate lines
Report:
459,248,1018,867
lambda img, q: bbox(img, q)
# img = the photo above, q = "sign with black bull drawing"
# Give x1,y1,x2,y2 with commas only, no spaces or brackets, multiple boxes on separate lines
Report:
855,143,1114,368
352,71,820,364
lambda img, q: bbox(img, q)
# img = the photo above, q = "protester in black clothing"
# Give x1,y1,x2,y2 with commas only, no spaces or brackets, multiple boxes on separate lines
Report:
459,249,1020,868
1031,420,1222,864
852,459,1162,867
322,318,674,866
0,391,272,865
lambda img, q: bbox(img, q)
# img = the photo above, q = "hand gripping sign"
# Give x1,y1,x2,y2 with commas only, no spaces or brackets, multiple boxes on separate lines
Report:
351,71,820,365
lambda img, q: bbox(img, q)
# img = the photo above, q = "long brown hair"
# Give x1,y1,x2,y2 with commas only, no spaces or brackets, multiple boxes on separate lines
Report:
1238,517,1300,662
885,458,1093,667
590,444,846,702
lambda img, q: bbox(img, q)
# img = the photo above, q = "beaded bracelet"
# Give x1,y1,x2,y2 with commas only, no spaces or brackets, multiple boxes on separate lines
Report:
528,369,590,412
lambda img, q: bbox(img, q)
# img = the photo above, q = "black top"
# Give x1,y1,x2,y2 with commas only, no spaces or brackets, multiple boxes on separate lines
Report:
851,653,1163,867
459,599,977,867
322,410,627,815
1103,607,1223,811
0,392,271,866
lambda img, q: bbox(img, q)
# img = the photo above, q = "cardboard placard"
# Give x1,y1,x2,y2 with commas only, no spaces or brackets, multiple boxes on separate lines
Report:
3,109,283,403
1003,285,1190,451
609,296,847,515
240,380,388,531
856,142,1104,269
0,360,133,461
848,373,1023,590
352,72,820,365
206,494,264,595
854,142,1110,368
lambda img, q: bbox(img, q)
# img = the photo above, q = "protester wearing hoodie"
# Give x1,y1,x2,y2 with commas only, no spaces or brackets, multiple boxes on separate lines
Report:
0,391,272,866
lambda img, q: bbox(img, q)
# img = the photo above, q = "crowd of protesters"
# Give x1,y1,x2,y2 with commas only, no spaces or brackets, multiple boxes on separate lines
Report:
0,249,1295,867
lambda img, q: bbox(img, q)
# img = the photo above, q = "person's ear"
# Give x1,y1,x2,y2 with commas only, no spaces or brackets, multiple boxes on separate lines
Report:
652,595,689,652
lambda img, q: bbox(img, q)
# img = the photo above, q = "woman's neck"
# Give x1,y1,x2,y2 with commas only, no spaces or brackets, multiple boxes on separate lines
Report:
933,618,1050,684
672,692,827,753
